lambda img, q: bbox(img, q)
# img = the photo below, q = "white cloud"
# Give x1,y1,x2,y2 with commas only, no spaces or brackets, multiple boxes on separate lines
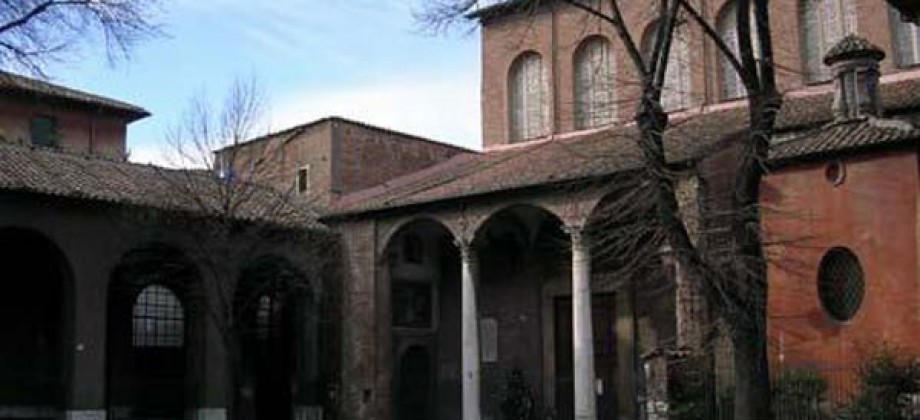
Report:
268,72,482,150
127,141,173,166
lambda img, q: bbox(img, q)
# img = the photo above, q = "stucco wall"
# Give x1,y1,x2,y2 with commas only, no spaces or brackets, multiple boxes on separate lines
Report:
763,149,920,371
0,99,128,160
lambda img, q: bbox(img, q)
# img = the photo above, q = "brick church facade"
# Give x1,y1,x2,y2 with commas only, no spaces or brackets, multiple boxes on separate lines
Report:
4,1,920,420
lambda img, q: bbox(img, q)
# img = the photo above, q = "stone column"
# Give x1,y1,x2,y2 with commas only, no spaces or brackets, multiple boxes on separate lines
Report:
458,241,482,420
567,226,596,420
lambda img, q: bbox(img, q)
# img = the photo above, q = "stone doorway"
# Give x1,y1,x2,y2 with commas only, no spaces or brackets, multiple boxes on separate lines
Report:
553,293,618,420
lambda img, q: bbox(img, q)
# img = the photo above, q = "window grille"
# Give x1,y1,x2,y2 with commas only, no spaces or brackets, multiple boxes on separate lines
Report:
132,285,185,348
574,37,615,129
817,247,865,322
891,5,920,67
256,294,284,340
801,0,858,82
509,52,549,141
643,21,692,111
717,1,761,100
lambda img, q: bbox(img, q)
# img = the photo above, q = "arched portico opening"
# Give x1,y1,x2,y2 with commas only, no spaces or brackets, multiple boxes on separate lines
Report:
471,205,569,419
107,244,201,420
382,218,458,420
235,255,317,420
0,227,71,418
584,183,676,419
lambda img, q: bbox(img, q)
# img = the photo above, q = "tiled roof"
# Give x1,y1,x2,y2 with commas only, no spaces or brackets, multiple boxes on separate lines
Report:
771,117,920,161
329,76,920,217
0,143,320,228
0,71,150,121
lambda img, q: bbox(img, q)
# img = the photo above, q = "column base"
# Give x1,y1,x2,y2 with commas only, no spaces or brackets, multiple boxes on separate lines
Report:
192,408,227,420
294,405,324,420
65,409,106,420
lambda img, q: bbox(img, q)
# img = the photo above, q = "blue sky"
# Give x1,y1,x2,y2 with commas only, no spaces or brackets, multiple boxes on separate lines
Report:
47,1,483,164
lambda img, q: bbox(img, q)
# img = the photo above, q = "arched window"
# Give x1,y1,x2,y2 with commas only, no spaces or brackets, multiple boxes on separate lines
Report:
717,1,761,100
509,52,549,141
890,5,920,67
574,36,615,129
256,293,284,340
642,20,692,112
801,0,858,82
132,285,185,348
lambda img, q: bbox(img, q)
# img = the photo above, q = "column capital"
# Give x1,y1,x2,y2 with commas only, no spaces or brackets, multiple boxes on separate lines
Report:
564,224,588,250
454,239,477,263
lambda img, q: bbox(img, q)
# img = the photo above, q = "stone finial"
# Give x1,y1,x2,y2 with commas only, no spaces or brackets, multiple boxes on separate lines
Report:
823,34,886,66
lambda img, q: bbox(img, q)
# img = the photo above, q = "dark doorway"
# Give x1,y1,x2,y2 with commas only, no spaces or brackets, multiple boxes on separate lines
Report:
237,256,310,420
554,293,617,420
246,292,293,420
396,345,432,420
0,228,67,416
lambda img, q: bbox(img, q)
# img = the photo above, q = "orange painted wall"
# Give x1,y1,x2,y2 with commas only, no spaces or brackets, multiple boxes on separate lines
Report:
762,149,920,373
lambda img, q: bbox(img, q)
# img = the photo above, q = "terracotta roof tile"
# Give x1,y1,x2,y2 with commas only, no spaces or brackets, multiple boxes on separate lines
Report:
0,71,150,121
329,76,920,216
0,143,320,228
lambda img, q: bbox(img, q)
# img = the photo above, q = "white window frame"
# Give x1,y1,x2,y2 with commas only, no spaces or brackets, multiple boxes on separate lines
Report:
296,164,310,195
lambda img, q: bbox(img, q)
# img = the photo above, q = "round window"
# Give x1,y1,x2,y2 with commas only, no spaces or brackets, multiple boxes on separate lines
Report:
817,247,865,322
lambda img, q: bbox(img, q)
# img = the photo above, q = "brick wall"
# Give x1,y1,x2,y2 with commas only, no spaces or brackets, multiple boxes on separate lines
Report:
332,119,469,197
479,0,910,149
223,118,468,209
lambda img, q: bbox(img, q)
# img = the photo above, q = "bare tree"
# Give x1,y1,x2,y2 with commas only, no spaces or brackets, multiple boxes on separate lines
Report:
418,1,780,419
137,78,338,420
0,0,162,75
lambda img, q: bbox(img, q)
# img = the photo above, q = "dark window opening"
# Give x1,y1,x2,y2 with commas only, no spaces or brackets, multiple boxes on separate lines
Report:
403,233,424,264
297,166,310,194
30,116,58,147
392,282,433,329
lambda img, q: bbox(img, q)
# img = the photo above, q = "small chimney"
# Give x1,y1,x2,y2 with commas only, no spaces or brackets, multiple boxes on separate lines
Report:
823,35,886,120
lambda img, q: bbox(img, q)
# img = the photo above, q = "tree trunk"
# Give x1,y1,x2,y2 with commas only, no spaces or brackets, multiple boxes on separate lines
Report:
727,91,780,420
731,304,771,420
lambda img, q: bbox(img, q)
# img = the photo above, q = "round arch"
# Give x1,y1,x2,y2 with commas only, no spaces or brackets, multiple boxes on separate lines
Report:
471,203,568,250
0,227,73,415
235,253,319,420
382,217,459,420
379,216,457,262
106,243,202,420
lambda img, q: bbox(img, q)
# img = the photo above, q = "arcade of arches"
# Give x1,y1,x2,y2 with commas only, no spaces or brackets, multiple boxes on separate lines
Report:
0,219,330,420
367,198,683,420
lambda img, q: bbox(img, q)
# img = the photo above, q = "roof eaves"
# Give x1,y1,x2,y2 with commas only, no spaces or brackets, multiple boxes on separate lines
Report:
0,71,150,121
